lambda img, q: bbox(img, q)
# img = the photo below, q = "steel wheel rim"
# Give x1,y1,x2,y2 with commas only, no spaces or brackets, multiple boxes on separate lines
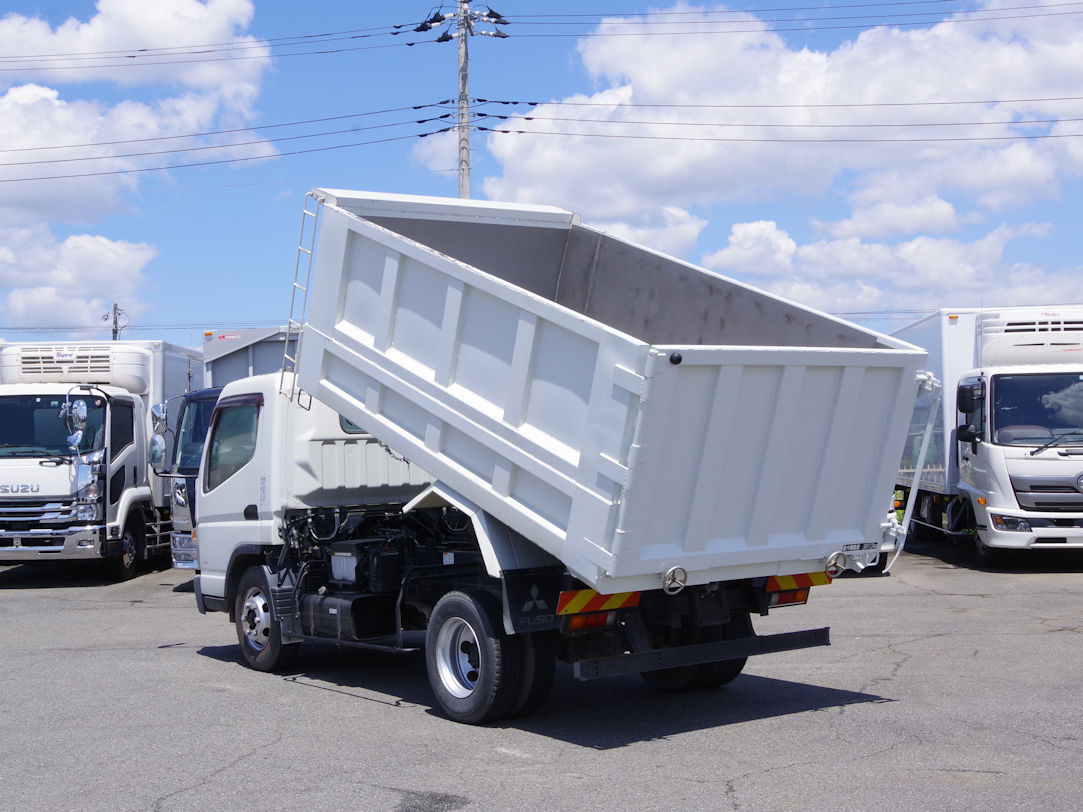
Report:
120,532,136,570
240,587,271,651
434,616,480,699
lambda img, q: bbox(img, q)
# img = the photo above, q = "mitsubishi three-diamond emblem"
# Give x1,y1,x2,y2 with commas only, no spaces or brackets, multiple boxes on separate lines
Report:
522,584,548,612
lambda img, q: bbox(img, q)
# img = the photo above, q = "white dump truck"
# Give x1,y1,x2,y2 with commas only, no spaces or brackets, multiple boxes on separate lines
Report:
894,307,1083,565
0,340,202,577
193,189,927,723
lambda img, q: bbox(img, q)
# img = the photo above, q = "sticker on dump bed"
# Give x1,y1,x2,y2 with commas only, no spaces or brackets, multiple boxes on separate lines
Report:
842,542,878,551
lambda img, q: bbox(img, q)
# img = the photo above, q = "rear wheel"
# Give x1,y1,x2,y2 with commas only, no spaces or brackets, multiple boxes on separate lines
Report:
641,611,754,693
235,566,299,672
507,631,556,718
425,591,520,724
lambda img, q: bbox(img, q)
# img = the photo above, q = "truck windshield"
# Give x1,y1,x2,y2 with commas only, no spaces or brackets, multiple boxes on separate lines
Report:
0,395,107,456
173,396,218,471
992,373,1083,446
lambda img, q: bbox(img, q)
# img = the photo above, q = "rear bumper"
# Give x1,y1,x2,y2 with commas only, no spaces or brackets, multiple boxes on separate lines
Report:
573,626,830,680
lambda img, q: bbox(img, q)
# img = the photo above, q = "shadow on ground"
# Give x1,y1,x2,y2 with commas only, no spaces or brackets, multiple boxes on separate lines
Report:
197,640,887,747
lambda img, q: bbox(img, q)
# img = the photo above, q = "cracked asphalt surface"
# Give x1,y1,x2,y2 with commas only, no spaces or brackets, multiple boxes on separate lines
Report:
1,537,1081,811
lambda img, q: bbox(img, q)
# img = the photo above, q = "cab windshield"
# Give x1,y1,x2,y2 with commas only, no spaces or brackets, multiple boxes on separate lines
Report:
992,373,1083,446
0,394,107,456
173,396,218,471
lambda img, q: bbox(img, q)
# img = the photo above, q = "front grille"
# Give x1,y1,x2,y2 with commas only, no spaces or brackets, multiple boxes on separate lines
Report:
0,499,78,526
1011,475,1083,512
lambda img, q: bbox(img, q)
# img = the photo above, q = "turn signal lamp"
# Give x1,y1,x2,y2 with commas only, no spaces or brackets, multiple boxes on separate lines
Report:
567,611,616,631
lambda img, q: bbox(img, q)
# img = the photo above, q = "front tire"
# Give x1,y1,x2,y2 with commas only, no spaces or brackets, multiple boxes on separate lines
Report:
425,591,520,724
234,566,299,672
108,523,144,581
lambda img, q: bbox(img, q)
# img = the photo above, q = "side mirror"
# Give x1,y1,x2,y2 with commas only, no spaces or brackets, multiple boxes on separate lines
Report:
957,424,981,444
149,434,166,470
151,403,169,436
957,382,984,415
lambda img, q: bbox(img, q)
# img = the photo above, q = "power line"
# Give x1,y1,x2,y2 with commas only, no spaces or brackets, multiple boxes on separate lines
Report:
0,128,452,184
0,101,452,155
477,123,1083,143
476,95,1083,109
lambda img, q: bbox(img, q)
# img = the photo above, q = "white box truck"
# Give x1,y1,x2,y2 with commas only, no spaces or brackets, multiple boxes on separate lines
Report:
192,189,927,723
894,307,1083,565
0,340,202,578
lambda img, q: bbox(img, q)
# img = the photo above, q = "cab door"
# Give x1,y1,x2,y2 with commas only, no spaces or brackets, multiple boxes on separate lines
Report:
105,398,138,529
195,393,269,599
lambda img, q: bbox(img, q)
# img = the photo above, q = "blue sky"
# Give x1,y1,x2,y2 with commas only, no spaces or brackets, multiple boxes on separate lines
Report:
1,0,1082,348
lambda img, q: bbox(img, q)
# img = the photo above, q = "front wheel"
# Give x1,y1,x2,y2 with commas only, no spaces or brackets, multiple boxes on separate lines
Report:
108,523,144,581
234,566,299,672
425,591,520,724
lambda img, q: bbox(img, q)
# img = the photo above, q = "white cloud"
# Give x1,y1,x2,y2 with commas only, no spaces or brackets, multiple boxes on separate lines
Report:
702,221,795,276
481,4,1083,315
0,224,156,329
814,197,958,239
0,1,269,329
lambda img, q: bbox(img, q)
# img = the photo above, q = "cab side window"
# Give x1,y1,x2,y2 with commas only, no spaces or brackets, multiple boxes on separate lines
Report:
109,401,134,453
205,403,259,491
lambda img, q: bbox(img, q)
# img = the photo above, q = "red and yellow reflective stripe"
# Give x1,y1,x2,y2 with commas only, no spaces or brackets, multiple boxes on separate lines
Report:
765,572,832,592
557,589,641,615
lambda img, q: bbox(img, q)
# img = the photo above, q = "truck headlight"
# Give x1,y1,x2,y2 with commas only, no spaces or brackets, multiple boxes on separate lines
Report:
990,514,1031,532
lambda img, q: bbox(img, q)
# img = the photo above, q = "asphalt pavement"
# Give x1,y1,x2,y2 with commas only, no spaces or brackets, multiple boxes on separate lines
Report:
1,537,1081,811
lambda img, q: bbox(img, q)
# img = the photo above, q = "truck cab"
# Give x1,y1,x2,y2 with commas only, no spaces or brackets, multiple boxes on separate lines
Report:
164,387,221,568
956,365,1083,561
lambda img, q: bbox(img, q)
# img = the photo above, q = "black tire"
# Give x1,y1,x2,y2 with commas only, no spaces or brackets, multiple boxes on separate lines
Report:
507,631,556,718
108,523,144,581
974,534,1005,568
641,612,753,692
692,610,754,689
425,591,520,724
234,566,299,672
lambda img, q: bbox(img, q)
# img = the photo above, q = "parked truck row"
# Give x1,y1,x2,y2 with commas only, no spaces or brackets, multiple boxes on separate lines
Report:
178,189,928,723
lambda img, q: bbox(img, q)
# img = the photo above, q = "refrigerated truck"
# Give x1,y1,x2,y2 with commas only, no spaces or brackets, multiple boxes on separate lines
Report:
894,307,1083,565
191,189,927,723
0,340,202,577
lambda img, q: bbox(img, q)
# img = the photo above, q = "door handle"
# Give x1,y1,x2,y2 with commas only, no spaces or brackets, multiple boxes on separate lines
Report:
243,504,258,521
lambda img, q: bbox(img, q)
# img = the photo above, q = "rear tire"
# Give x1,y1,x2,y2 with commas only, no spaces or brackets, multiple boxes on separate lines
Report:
235,566,299,672
641,611,753,692
507,631,556,718
425,591,520,724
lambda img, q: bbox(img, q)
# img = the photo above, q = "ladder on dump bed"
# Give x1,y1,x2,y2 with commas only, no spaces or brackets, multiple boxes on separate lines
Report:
280,191,323,401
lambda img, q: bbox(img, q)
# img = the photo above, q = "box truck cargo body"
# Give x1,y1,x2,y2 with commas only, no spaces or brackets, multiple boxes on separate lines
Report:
193,189,927,722
894,307,1083,564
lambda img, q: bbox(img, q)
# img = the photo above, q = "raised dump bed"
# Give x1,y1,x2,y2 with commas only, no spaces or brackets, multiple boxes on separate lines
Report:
295,189,926,593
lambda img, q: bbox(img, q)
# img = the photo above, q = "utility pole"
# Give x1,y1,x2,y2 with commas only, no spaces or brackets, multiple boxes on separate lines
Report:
418,3,508,198
457,0,471,199
102,302,127,340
